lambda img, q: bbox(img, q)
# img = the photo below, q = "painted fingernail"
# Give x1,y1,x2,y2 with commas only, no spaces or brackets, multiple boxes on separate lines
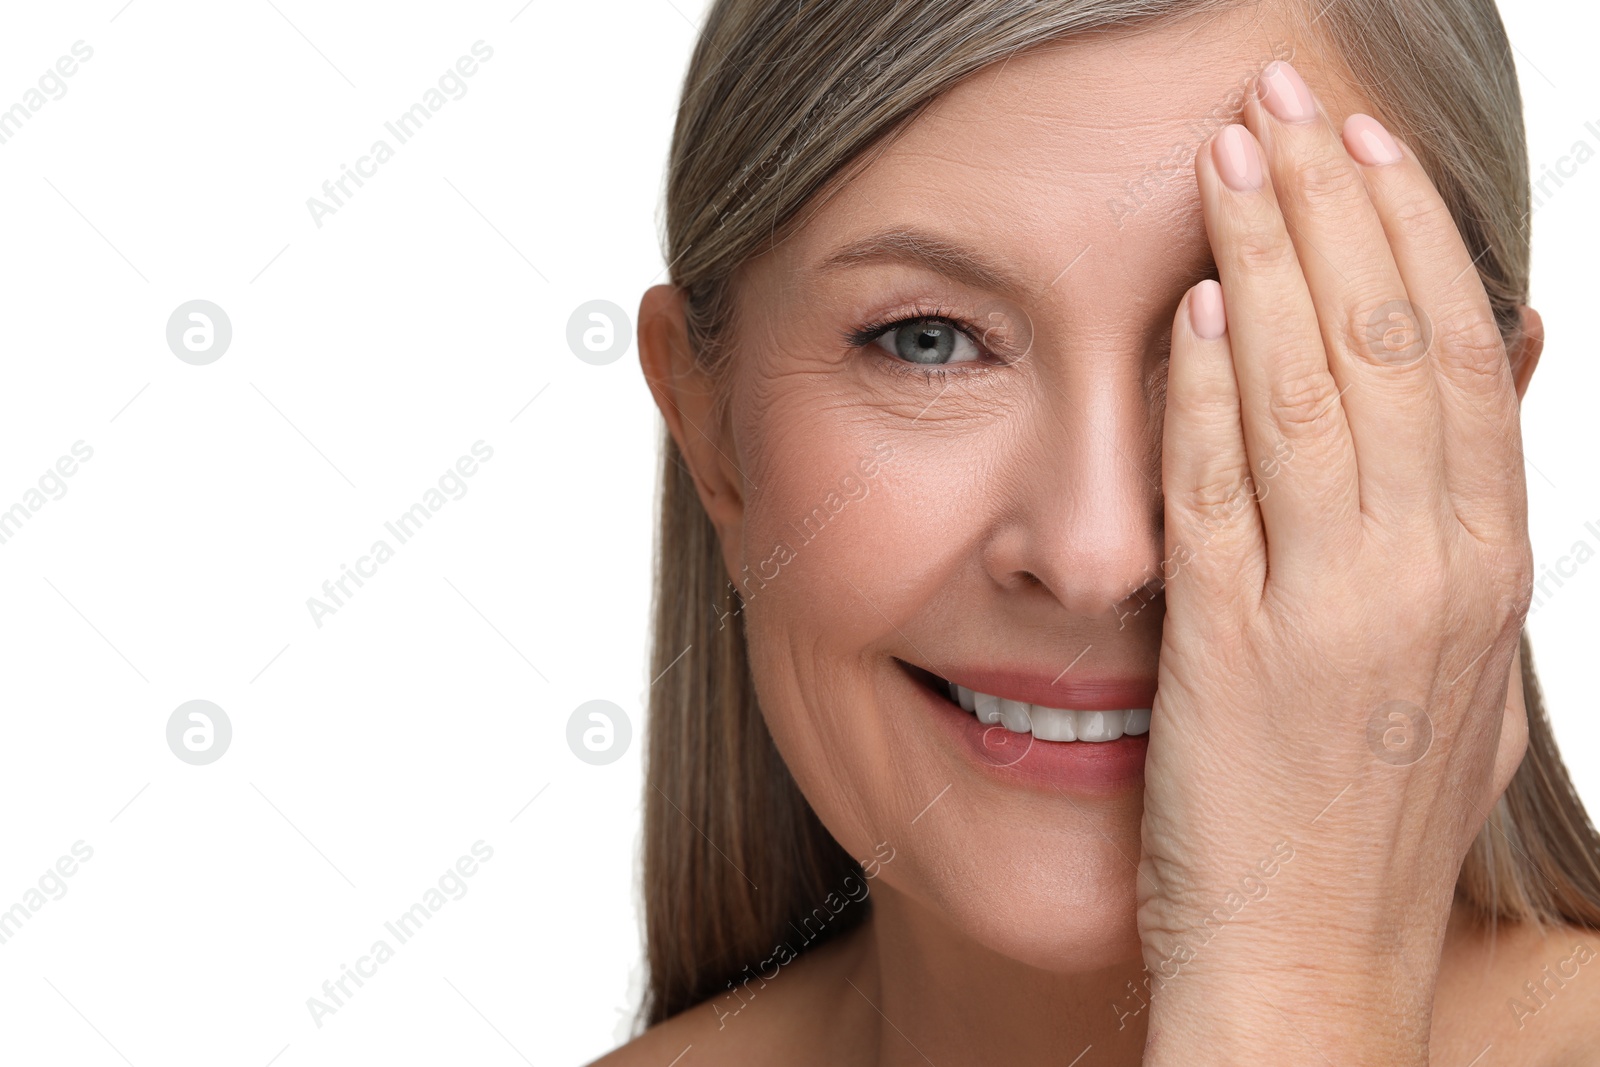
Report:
1213,125,1263,191
1344,113,1402,166
1189,280,1226,340
1259,60,1316,124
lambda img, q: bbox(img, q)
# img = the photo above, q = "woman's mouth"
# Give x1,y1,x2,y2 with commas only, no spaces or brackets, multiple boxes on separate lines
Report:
900,659,1151,743
898,657,1154,794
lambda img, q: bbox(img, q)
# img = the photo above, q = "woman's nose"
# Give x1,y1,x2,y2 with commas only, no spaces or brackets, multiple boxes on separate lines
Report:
978,376,1165,621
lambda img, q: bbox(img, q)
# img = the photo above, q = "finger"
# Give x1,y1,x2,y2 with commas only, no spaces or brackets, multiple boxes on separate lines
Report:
1342,114,1526,546
1246,62,1448,529
1196,121,1362,577
1162,281,1267,612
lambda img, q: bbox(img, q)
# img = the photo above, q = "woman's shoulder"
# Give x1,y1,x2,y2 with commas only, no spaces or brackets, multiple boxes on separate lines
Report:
581,997,720,1067
583,926,874,1067
1431,909,1600,1066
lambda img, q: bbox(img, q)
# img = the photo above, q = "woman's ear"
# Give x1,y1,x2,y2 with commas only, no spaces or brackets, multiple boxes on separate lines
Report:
637,284,746,549
1510,305,1543,401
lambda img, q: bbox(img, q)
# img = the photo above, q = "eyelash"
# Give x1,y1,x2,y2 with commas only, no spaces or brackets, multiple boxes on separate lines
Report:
843,305,999,385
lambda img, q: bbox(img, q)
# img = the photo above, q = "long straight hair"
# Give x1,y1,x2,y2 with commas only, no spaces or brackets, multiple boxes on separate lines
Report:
637,0,1600,1031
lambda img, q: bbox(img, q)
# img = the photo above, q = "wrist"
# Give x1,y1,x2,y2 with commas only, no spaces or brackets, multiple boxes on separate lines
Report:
1141,945,1442,1066
1138,924,1447,1066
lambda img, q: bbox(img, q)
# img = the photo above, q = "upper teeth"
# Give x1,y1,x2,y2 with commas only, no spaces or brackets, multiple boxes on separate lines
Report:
948,683,1150,742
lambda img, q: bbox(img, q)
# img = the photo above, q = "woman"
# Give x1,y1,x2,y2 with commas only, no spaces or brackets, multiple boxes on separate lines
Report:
602,0,1600,1061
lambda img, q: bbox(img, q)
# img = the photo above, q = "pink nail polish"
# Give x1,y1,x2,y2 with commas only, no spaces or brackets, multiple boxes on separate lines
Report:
1259,61,1316,124
1189,280,1226,340
1213,125,1263,191
1344,113,1402,166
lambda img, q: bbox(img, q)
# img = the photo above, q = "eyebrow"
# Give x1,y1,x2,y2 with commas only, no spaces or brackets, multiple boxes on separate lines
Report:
810,227,1030,296
812,225,1221,309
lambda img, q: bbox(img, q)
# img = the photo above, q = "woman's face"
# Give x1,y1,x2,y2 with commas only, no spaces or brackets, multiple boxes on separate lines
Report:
687,10,1378,971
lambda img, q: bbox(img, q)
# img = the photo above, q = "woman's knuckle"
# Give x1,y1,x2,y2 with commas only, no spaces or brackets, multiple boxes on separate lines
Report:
1230,229,1295,274
1347,297,1433,368
1388,187,1444,235
1284,150,1365,209
1435,312,1510,389
1268,370,1342,434
1183,468,1251,524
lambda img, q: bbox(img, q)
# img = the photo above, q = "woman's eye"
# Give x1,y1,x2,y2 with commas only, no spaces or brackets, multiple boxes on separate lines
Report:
872,319,981,365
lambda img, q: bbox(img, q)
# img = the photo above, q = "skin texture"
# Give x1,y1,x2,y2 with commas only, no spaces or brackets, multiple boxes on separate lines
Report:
605,5,1600,1065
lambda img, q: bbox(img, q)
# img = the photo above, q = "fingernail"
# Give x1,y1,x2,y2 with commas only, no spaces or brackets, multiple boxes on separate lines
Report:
1189,280,1226,340
1259,60,1317,124
1344,113,1403,166
1213,125,1263,191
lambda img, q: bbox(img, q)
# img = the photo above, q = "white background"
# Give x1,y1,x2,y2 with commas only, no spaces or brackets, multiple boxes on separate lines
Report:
0,2,1593,1065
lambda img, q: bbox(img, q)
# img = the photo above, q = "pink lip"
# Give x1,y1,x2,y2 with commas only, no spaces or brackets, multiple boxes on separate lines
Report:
931,666,1156,711
900,661,1152,795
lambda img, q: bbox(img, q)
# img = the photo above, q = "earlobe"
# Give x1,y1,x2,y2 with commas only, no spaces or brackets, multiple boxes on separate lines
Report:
636,284,746,540
1509,304,1543,401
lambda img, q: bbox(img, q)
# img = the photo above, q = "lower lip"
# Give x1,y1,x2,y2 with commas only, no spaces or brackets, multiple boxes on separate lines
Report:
908,669,1148,795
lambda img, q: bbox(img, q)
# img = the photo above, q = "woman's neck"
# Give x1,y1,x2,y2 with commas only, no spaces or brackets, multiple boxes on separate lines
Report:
840,881,1151,1066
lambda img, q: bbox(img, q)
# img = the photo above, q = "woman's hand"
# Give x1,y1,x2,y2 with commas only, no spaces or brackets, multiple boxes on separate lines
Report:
1137,60,1534,1064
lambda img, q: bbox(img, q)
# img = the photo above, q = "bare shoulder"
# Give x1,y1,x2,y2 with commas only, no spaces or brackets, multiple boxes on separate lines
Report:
581,996,715,1067
583,926,875,1067
1431,906,1600,1066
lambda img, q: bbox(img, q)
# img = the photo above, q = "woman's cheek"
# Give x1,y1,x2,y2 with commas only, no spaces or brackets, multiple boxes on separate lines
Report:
748,377,1023,613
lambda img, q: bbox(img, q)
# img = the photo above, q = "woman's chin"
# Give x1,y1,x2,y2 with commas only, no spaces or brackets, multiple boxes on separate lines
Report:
956,893,1142,974
878,852,1145,974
